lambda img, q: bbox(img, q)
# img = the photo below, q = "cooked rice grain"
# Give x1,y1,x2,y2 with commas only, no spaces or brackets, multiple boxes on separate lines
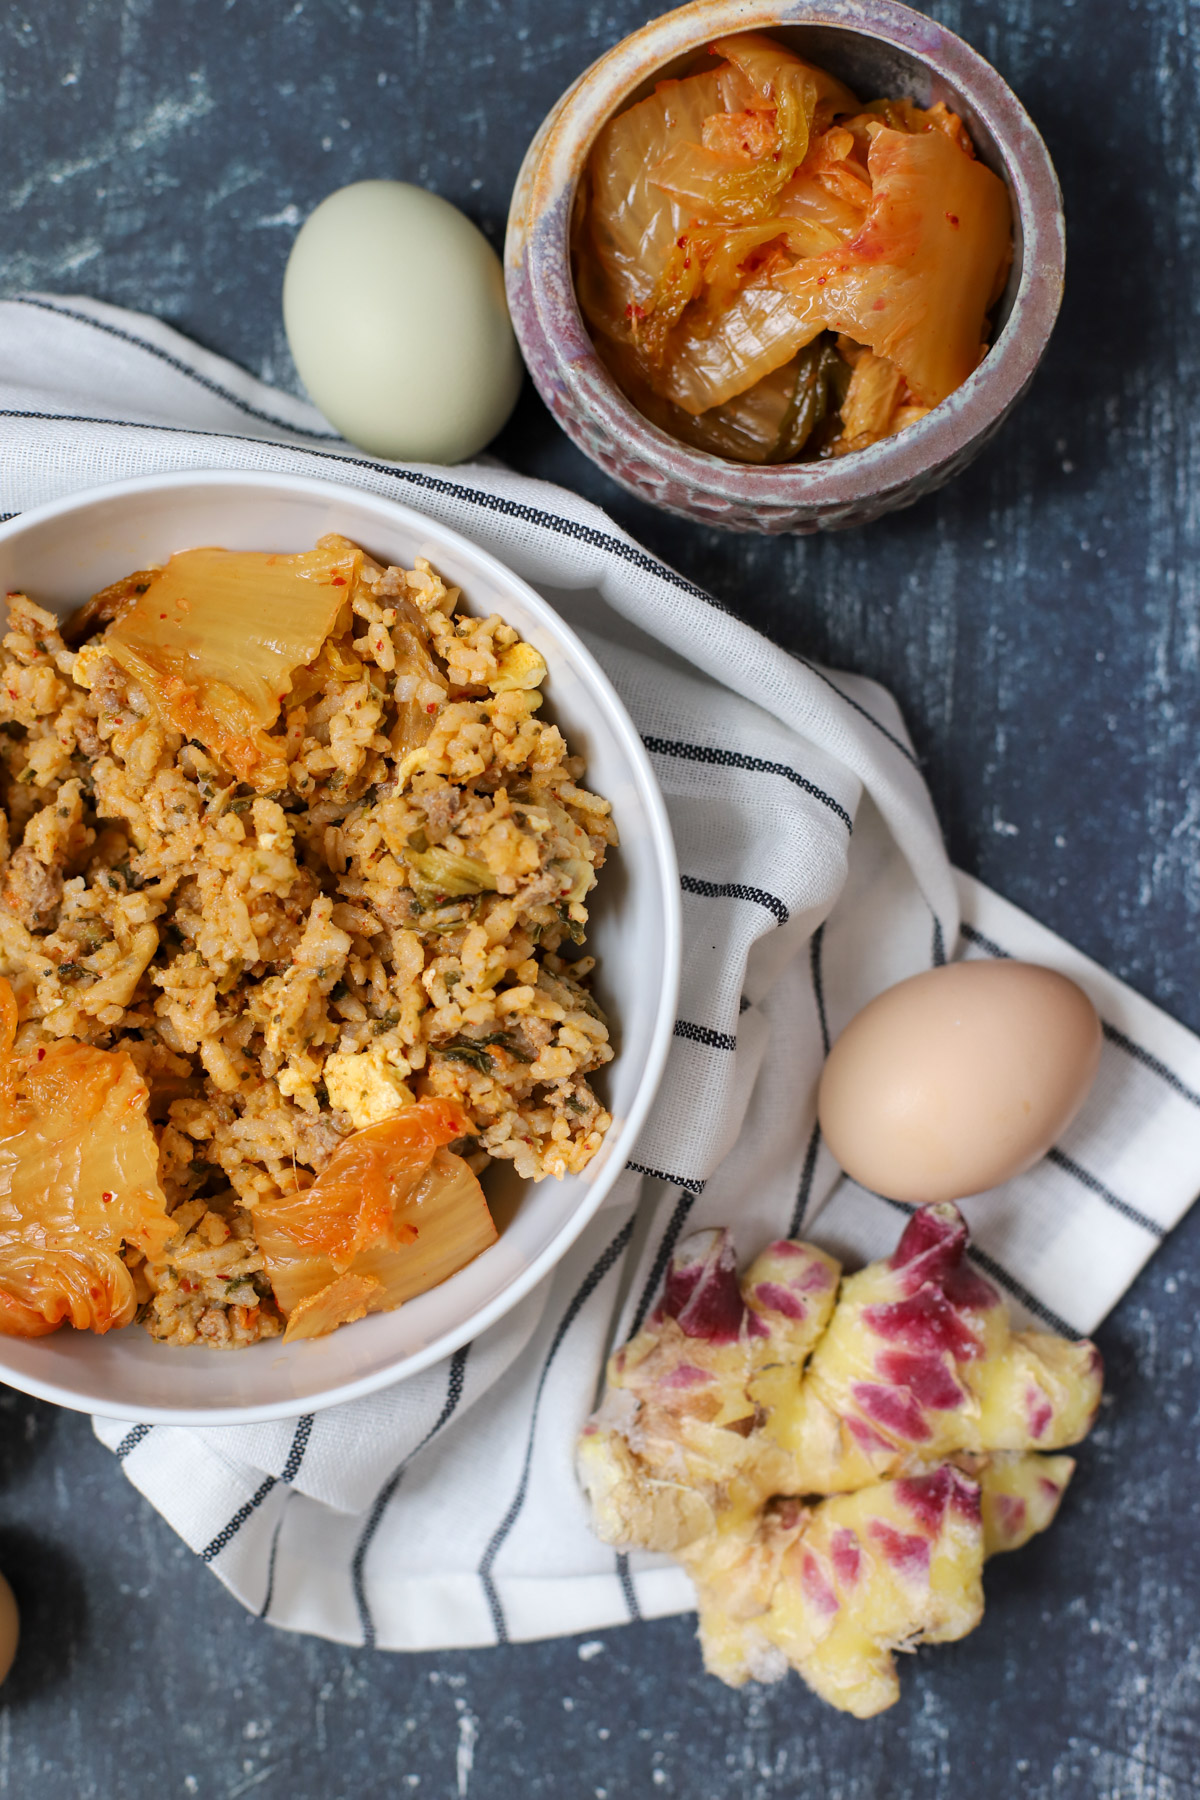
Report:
0,544,616,1346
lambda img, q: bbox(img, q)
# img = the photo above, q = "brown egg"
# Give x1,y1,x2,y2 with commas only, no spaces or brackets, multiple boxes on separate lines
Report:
0,1570,18,1687
817,961,1102,1203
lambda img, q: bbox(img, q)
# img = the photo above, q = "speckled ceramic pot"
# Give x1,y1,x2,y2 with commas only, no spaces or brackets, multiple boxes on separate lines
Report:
505,0,1065,534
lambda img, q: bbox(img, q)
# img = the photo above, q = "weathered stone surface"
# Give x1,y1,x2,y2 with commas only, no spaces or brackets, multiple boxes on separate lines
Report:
1,2,1198,1795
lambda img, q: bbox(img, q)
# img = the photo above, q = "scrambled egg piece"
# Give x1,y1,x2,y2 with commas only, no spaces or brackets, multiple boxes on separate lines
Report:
323,1045,414,1129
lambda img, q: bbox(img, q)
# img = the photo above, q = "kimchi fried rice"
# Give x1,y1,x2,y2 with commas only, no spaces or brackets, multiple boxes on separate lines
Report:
0,538,617,1348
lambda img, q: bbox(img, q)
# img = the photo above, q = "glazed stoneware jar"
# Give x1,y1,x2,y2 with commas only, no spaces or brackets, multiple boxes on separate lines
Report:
505,0,1065,534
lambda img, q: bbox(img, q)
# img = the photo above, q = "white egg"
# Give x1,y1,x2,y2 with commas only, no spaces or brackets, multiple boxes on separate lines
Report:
283,181,523,463
817,961,1103,1204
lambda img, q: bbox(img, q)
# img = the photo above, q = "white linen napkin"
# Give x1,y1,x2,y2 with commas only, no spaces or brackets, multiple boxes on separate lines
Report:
5,292,1199,1650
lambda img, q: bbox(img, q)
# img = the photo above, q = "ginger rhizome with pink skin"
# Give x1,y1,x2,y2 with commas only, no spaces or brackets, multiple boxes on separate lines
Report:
577,1203,1101,1716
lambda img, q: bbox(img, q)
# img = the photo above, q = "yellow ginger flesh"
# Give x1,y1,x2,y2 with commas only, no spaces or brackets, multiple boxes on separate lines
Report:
577,1203,1102,1717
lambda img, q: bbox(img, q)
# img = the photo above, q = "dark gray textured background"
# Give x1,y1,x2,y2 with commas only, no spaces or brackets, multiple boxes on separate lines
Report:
1,1,1198,1795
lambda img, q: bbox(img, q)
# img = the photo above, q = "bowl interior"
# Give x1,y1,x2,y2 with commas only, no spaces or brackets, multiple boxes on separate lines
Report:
0,473,678,1421
606,25,1025,336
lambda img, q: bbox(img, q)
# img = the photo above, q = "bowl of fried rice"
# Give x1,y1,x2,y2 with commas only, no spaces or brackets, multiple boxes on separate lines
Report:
0,471,680,1422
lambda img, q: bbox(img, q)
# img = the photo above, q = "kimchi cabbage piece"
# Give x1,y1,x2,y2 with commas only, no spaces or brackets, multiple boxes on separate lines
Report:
573,31,1013,464
0,992,498,1342
83,538,362,794
252,1098,498,1342
0,979,173,1336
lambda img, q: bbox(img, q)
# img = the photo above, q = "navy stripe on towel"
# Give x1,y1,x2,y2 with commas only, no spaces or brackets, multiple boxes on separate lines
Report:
199,1414,313,1564
0,408,722,614
795,657,921,770
352,1345,472,1649
1101,1021,1200,1111
789,1119,822,1239
960,921,1008,959
674,1018,736,1052
681,874,788,926
1045,1147,1164,1238
8,296,343,441
615,1551,643,1623
810,923,830,1057
789,926,829,1237
626,1160,705,1195
258,1511,286,1622
478,1218,636,1644
642,736,853,833
115,1423,152,1461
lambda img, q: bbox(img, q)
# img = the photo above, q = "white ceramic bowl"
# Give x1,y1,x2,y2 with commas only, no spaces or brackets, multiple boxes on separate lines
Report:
0,472,680,1422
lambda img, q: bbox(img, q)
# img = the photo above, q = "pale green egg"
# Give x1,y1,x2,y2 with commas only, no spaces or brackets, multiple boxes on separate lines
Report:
283,181,523,463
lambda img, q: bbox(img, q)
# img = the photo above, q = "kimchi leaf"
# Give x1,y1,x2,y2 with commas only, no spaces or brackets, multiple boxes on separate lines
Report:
103,536,360,792
0,981,173,1337
775,126,1013,407
254,1099,497,1336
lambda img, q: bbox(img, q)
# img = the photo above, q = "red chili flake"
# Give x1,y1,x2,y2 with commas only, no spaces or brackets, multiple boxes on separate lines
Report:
7,689,16,700
945,212,960,227
331,576,347,586
677,235,687,248
36,1047,46,1061
101,1190,114,1203
683,258,691,269
180,1279,197,1293
772,150,781,162
160,612,168,619
817,275,827,286
425,702,437,713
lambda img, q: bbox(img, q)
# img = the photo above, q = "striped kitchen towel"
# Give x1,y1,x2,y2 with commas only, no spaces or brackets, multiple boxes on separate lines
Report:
5,292,1200,1651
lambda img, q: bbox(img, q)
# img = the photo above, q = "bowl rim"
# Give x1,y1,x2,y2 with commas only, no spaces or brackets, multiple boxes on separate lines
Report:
510,0,1066,506
0,469,682,1423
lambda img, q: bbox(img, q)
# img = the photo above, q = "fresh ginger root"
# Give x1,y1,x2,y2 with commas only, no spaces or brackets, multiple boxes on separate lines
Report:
579,1231,840,1553
977,1448,1077,1554
780,1203,1102,1491
577,1203,1101,1717
689,1466,987,1714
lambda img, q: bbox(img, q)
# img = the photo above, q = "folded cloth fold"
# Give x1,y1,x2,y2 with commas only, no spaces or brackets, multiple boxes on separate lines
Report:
5,293,1199,1651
